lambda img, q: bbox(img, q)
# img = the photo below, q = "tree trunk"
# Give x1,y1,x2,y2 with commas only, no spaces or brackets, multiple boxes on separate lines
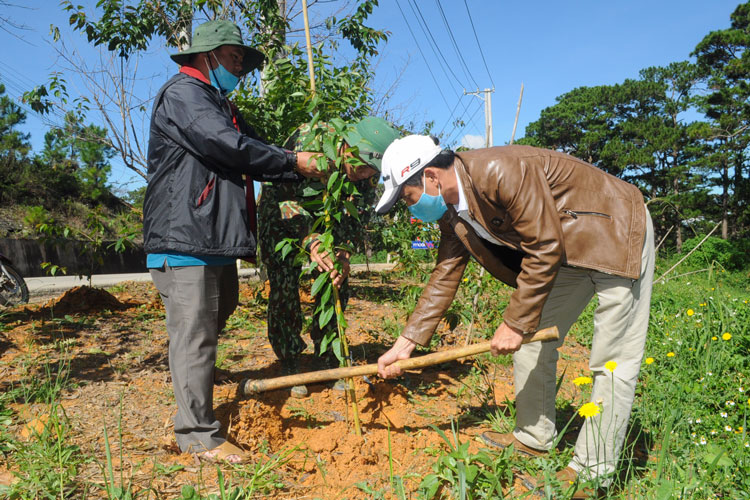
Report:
673,175,682,253
722,162,729,240
177,0,193,50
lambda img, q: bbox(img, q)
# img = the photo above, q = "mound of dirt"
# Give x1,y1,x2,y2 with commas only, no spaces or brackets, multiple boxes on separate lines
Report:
231,373,471,497
39,286,127,316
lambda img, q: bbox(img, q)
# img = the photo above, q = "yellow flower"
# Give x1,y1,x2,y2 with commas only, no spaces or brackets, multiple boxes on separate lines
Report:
605,361,618,372
578,402,601,419
712,336,718,341
667,352,675,357
573,376,593,386
687,309,695,316
462,277,469,282
645,357,654,365
723,333,732,341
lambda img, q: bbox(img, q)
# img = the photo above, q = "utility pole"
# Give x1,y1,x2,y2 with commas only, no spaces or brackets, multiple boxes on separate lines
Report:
464,88,495,147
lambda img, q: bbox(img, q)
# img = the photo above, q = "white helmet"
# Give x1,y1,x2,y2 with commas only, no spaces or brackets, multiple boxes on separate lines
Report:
375,134,443,214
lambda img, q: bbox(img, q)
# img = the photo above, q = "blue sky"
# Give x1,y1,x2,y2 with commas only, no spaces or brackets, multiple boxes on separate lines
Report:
0,0,743,193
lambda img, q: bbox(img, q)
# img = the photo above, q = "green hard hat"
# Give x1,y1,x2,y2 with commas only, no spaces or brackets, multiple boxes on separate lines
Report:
170,20,265,75
343,116,400,172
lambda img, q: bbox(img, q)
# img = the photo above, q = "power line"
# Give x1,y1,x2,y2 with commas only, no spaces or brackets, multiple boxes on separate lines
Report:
445,97,483,147
463,0,495,88
405,0,467,92
396,0,483,136
438,95,464,137
393,0,453,110
434,0,479,90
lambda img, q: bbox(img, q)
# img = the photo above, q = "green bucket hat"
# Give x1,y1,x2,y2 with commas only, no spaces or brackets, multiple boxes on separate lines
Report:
343,116,400,172
170,20,265,75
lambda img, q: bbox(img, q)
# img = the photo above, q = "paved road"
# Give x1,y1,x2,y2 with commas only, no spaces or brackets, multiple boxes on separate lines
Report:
25,262,395,301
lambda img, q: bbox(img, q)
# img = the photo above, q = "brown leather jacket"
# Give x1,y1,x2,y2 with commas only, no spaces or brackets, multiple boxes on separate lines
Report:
402,145,646,346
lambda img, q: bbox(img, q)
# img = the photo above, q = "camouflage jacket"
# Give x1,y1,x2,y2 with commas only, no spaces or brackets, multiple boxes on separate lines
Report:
258,122,378,256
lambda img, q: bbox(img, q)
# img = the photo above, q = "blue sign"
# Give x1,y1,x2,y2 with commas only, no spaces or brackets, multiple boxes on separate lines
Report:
411,240,435,250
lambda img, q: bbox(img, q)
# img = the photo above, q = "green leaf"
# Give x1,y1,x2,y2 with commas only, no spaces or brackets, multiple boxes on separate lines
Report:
327,170,340,191
323,139,338,161
342,199,359,219
311,272,330,297
302,186,322,197
318,306,335,328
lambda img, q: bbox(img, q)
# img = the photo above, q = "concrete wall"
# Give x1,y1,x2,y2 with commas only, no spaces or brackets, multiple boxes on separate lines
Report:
0,238,146,277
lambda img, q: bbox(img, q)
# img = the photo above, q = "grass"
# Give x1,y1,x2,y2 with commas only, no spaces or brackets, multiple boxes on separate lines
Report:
1,259,748,498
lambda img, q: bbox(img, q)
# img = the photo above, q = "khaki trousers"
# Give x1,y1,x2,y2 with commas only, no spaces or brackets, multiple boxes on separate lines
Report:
512,211,654,479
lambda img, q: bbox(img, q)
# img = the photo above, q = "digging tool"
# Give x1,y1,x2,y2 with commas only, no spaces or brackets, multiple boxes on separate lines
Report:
241,325,559,395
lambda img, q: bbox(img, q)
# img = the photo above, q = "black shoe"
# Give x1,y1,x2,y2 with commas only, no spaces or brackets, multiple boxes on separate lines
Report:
281,359,308,398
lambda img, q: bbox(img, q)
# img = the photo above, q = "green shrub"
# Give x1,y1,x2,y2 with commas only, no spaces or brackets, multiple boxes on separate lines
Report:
681,235,746,270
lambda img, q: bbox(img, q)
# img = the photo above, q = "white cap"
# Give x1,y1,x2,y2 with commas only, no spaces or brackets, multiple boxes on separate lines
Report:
375,135,443,214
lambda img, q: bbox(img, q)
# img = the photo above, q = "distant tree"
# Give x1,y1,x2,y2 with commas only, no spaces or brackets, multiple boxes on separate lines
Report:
692,1,750,239
0,82,33,203
633,62,706,252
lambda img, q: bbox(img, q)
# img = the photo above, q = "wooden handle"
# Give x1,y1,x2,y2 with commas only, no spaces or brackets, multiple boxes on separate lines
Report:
242,325,559,395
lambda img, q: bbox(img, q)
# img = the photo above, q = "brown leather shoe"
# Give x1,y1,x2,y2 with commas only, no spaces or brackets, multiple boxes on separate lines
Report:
479,431,548,457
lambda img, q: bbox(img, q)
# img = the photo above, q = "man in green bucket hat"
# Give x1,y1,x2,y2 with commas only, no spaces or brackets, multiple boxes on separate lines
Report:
258,117,400,396
143,19,324,464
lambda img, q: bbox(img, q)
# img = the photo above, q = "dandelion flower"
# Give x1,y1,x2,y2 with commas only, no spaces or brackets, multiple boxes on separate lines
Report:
667,352,675,357
605,361,618,372
723,333,732,341
687,309,695,316
573,376,593,386
578,402,601,419
645,357,654,365
462,277,469,282
712,336,718,341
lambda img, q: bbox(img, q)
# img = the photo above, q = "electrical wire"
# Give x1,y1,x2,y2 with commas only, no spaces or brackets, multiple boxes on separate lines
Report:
393,0,453,110
394,0,485,139
405,0,467,92
434,0,479,90
463,0,495,88
445,97,483,147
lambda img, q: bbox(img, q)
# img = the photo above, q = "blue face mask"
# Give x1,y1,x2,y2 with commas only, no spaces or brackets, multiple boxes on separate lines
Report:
408,175,447,222
208,53,240,95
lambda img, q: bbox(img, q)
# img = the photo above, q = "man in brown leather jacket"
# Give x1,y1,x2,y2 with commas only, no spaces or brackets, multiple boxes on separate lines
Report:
374,135,654,495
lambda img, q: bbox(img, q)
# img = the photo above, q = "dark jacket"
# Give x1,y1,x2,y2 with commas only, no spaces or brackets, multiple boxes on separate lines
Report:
402,145,647,345
143,72,299,258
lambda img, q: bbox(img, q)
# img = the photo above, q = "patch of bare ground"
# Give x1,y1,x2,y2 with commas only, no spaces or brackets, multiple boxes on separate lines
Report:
0,272,592,498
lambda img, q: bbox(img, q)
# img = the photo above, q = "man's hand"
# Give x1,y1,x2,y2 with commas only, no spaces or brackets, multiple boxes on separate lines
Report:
490,322,525,356
309,239,350,288
295,152,326,178
377,336,417,379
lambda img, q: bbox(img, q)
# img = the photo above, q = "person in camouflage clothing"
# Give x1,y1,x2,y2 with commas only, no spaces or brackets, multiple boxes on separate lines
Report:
258,117,399,377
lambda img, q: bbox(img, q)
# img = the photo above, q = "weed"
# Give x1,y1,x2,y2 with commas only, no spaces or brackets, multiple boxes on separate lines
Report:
3,403,85,499
419,421,515,499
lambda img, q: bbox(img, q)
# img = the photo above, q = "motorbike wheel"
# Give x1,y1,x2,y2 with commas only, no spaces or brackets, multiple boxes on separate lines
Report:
0,262,29,306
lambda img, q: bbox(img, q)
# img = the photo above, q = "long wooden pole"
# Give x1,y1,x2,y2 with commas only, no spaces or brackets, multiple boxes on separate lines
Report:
242,326,559,395
301,0,316,94
510,83,524,145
